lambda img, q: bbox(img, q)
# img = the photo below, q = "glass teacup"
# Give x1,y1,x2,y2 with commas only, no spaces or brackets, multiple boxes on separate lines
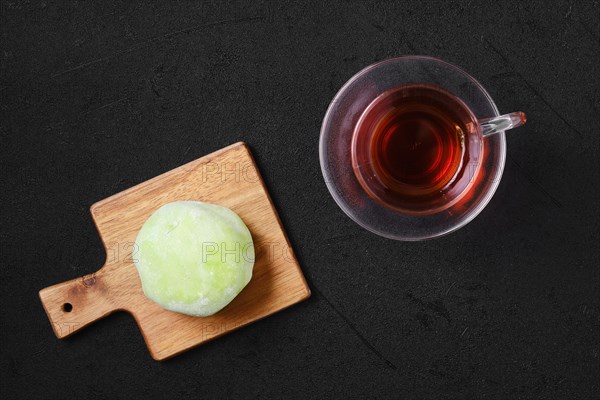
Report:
319,56,526,240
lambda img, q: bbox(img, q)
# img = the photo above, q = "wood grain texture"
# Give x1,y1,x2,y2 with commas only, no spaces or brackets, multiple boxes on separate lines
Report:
38,142,310,360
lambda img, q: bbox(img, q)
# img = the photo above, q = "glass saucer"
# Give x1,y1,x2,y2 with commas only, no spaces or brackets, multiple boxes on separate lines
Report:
319,56,506,240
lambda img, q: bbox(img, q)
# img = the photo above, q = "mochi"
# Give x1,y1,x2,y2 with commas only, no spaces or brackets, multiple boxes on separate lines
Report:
134,201,254,316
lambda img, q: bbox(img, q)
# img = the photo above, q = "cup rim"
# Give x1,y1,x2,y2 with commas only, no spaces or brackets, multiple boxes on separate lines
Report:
350,82,484,216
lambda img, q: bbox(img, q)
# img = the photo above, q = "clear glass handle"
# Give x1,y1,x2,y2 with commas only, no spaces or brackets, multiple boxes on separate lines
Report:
479,111,527,137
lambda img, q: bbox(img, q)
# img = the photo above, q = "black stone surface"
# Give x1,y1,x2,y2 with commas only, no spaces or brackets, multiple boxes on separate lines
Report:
1,1,599,399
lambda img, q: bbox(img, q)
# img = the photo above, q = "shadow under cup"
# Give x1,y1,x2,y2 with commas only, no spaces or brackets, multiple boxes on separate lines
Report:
351,84,483,215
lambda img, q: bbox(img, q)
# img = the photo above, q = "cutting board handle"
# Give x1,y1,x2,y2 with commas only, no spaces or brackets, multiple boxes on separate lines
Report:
39,270,117,339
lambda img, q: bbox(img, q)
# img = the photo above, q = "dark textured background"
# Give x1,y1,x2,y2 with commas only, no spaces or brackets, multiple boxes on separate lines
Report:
1,1,599,399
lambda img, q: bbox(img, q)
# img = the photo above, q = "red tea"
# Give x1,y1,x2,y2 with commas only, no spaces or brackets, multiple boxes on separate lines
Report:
351,84,483,215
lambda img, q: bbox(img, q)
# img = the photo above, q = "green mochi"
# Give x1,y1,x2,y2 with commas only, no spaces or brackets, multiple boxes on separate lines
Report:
134,201,254,316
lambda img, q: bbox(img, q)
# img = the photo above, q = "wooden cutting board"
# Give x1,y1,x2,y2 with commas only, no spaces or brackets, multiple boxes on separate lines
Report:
39,142,310,360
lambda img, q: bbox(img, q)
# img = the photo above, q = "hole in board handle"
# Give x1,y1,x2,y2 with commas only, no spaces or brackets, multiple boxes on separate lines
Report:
62,303,73,312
